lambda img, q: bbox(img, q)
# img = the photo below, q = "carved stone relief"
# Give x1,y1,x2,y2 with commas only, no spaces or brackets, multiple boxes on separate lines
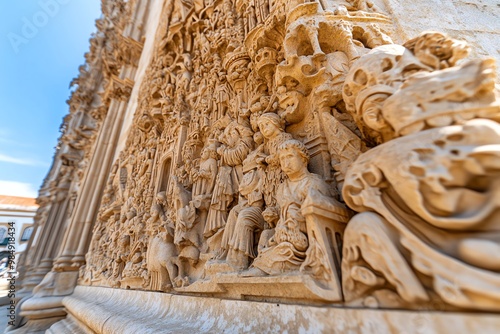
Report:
77,0,500,311
341,32,500,310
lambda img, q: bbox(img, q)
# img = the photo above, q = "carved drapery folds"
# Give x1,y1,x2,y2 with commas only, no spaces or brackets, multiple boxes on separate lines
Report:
79,0,500,311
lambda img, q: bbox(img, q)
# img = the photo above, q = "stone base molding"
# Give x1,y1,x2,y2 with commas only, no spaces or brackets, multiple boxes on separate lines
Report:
48,286,500,334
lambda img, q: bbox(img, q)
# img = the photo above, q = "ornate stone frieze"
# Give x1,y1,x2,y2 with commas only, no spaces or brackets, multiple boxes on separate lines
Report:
21,3,500,332
116,35,145,67
70,1,497,312
77,1,500,311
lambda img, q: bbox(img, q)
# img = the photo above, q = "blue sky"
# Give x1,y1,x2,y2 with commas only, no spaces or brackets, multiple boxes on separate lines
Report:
0,1,101,198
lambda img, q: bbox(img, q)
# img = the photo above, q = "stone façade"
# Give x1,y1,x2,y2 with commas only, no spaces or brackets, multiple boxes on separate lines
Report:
10,0,500,333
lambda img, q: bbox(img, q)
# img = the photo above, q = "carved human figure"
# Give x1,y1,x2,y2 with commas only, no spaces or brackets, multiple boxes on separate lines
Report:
217,148,266,270
204,121,254,238
214,73,230,121
176,54,193,97
251,139,334,275
192,143,218,202
57,163,73,189
257,113,292,208
138,144,156,183
146,192,178,291
147,192,169,231
121,210,148,280
170,176,200,287
245,1,257,33
111,232,130,285
256,0,270,24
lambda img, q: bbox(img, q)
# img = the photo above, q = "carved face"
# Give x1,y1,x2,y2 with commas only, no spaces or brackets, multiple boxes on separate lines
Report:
277,89,307,124
258,119,280,139
222,123,241,147
342,44,430,142
156,193,166,205
359,92,392,144
279,147,307,178
227,128,240,147
201,148,209,160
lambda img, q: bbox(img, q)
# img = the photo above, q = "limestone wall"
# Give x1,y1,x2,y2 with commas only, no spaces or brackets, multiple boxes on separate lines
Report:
13,1,500,333
385,0,500,63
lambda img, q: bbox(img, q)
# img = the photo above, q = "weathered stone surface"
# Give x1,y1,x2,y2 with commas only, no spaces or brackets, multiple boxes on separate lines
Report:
49,286,500,334
11,0,500,333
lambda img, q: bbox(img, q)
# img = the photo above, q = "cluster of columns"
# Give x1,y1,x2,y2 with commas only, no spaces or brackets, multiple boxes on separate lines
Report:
7,1,158,333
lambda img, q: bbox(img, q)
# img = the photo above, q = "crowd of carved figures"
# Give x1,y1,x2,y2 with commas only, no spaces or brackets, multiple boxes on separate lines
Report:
78,0,500,312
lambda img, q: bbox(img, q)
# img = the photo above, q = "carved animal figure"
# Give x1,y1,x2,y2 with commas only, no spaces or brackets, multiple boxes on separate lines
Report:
146,232,178,292
171,175,192,212
170,175,199,287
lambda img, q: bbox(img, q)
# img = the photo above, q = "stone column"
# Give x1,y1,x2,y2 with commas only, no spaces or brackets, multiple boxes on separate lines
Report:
55,95,132,270
17,163,71,293
10,97,131,334
7,2,157,333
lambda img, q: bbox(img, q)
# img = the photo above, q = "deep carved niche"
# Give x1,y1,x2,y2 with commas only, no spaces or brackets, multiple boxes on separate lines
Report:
158,155,173,194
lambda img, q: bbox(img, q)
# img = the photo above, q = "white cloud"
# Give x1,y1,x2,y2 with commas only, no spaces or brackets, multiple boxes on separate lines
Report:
0,153,48,167
0,181,38,198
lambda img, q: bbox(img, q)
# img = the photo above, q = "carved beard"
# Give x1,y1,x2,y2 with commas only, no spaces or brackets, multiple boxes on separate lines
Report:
274,220,308,252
